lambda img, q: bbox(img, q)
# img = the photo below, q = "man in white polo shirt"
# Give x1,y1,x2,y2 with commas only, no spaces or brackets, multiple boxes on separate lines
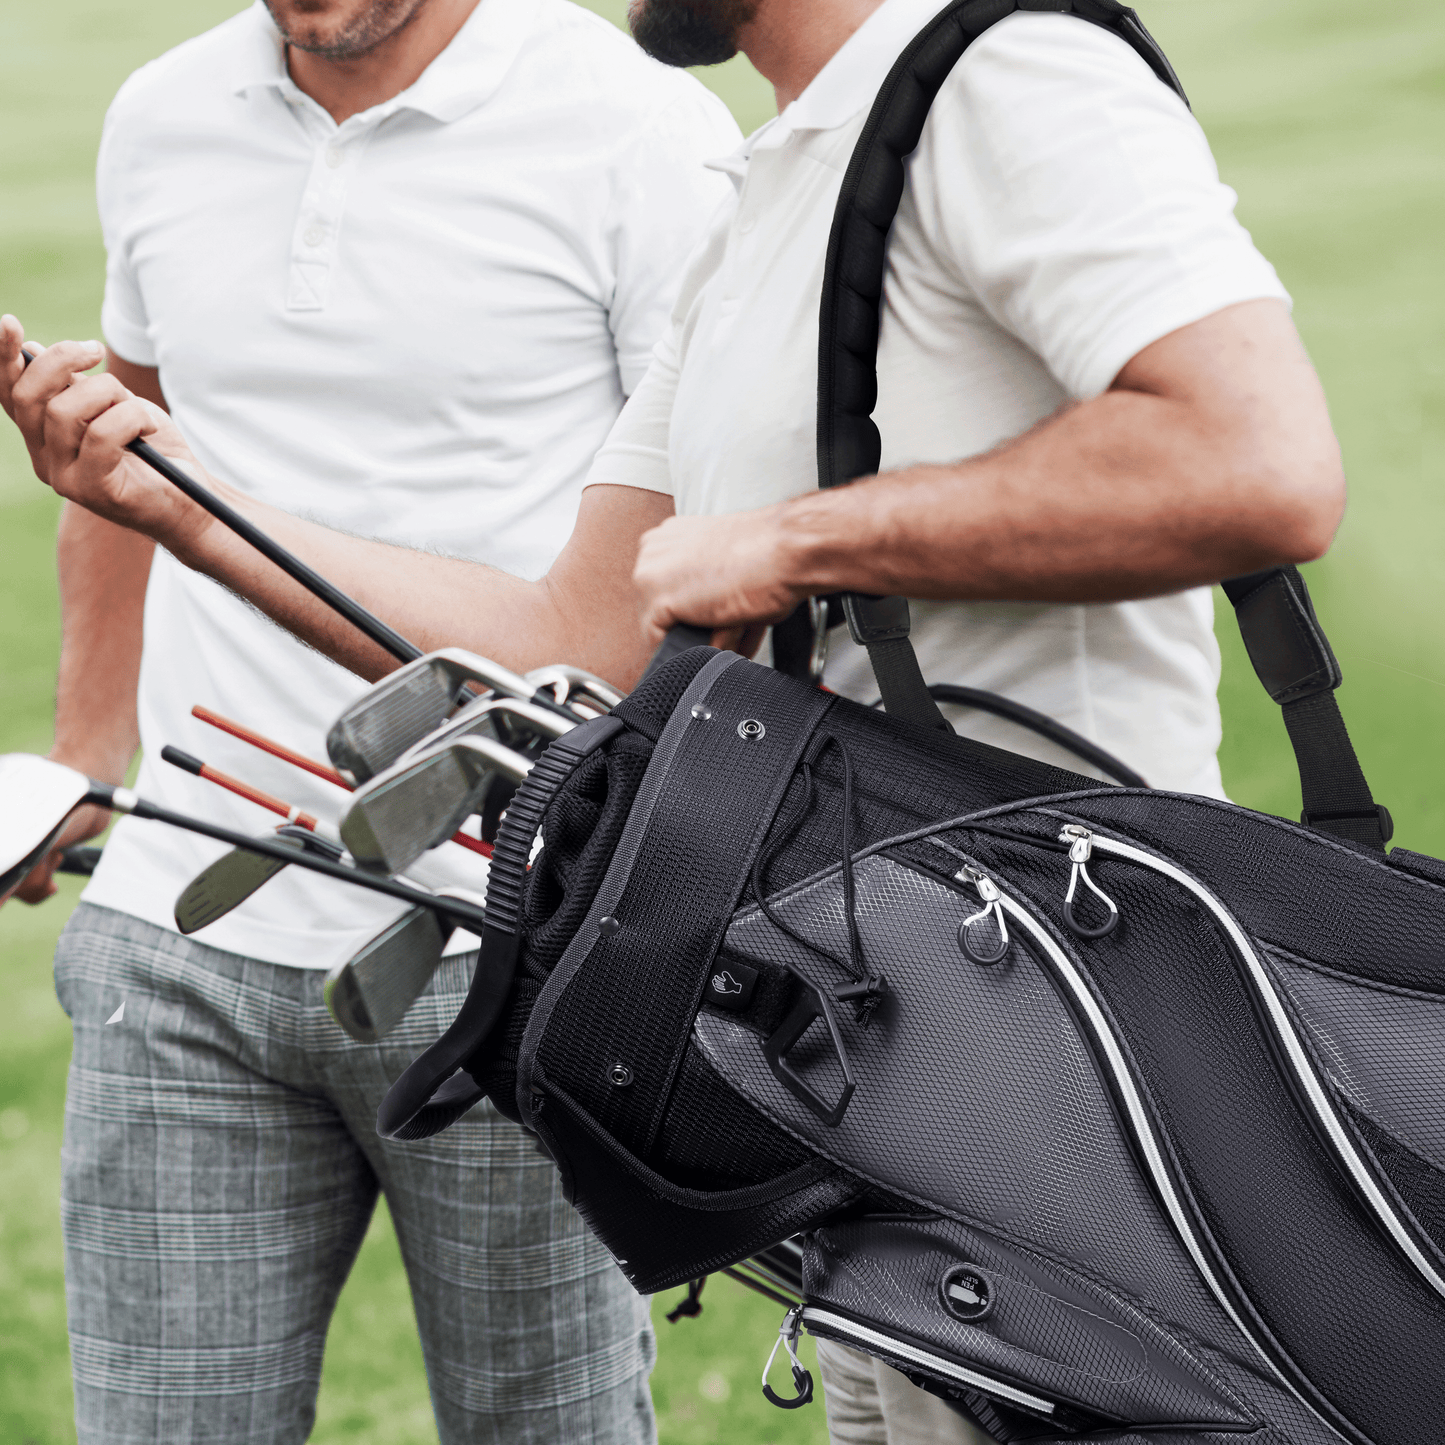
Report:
7,0,1346,1438
1,0,738,1439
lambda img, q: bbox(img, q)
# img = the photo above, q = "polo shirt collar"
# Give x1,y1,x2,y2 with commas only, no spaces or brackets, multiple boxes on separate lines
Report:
231,0,536,125
777,0,957,135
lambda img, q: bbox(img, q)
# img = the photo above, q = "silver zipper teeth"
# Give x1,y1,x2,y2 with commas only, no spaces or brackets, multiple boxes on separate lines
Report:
993,882,1345,1442
800,1307,1056,1415
1085,832,1445,1307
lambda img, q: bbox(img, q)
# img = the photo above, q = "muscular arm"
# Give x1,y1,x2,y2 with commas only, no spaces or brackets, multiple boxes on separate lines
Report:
633,300,1348,630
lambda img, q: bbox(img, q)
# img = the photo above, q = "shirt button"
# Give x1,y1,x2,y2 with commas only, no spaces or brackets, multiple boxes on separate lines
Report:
303,224,325,247
325,146,344,169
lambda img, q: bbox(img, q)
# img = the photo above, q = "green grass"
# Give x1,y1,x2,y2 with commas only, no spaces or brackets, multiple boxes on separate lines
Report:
2,0,1443,1439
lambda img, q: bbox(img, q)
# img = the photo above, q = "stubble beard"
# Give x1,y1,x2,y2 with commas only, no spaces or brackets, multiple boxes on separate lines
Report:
264,0,431,60
627,0,758,67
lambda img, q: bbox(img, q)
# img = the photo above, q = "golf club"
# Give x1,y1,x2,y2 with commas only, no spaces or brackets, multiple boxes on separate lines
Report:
340,734,532,877
174,823,345,935
0,753,488,931
323,884,488,1043
524,664,625,714
56,845,102,876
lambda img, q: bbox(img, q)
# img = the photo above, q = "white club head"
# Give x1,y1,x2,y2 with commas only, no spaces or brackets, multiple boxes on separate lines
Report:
525,664,626,714
0,754,98,899
323,886,486,1043
340,734,532,877
326,647,536,785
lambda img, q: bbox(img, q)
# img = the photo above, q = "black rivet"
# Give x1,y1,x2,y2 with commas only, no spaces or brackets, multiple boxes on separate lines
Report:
940,1264,996,1323
599,915,620,936
609,1062,634,1087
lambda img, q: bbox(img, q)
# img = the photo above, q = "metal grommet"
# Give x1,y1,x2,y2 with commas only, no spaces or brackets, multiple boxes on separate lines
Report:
940,1264,996,1323
690,703,712,721
598,915,621,936
737,718,766,741
608,1062,634,1088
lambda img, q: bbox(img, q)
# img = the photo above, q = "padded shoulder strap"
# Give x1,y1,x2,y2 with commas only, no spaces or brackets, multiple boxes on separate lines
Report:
1222,566,1390,851
816,0,1185,731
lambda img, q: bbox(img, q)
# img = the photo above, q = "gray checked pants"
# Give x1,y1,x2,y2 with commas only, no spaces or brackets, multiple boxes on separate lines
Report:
54,903,656,1445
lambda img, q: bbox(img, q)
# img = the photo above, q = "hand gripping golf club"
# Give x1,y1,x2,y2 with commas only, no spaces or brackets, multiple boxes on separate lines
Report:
0,754,488,931
326,648,577,785
340,734,533,878
323,884,488,1043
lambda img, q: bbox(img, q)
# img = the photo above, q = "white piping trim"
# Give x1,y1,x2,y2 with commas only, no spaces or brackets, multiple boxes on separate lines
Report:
1088,834,1445,1306
801,1307,1056,1414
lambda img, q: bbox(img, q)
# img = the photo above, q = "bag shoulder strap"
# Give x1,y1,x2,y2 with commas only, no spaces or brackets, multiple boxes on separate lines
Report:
1222,566,1390,850
815,0,1185,732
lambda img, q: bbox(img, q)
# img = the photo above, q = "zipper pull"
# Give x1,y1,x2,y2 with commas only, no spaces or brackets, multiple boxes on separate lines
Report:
762,1305,814,1409
955,867,1011,966
1059,826,1120,939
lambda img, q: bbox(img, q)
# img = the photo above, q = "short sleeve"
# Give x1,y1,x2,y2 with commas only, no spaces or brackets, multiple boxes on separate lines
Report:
583,326,680,495
96,84,157,367
605,86,740,393
929,13,1290,399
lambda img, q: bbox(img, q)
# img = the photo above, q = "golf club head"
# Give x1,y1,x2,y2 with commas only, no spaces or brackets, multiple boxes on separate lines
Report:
398,695,574,767
0,754,96,899
524,664,626,714
174,825,344,935
326,648,536,785
323,885,486,1043
340,735,531,877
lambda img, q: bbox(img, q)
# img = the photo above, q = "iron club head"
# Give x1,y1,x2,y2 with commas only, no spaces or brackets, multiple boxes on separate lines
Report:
173,825,344,935
524,664,626,714
326,648,539,785
339,734,532,877
323,886,487,1043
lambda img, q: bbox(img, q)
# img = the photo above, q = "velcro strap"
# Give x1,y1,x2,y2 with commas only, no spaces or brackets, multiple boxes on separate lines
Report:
1222,567,1342,704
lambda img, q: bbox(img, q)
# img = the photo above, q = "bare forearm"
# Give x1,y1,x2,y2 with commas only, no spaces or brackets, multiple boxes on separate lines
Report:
779,389,1340,603
169,482,661,687
52,502,150,779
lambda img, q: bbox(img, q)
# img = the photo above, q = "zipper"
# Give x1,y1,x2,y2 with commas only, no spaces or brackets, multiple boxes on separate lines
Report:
1056,823,1445,1308
799,1306,1060,1417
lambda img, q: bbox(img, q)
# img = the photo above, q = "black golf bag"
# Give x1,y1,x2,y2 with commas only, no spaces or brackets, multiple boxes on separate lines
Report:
379,4,1445,1440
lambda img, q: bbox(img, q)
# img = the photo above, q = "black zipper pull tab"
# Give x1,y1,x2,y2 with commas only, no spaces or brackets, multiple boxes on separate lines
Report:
1059,826,1120,939
956,867,1010,965
762,1306,814,1409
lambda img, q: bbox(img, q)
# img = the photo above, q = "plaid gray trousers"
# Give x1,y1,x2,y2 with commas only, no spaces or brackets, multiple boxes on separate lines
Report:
54,903,656,1445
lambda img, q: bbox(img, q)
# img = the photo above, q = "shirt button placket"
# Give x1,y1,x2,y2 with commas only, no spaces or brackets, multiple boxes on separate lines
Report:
287,120,361,312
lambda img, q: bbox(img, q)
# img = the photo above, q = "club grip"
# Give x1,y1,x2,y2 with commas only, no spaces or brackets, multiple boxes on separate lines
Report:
642,624,714,682
56,846,103,877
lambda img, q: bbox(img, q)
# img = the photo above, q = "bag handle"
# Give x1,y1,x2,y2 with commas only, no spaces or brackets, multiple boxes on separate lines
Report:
815,0,1185,732
1222,566,1389,850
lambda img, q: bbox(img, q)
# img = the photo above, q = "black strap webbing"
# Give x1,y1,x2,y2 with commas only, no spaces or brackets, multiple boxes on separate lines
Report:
815,0,1185,732
1222,566,1388,851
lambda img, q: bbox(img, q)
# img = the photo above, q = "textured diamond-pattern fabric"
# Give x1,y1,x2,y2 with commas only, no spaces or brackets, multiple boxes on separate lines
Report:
55,904,654,1445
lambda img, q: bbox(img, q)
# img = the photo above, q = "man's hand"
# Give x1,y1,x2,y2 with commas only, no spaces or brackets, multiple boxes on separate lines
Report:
6,801,110,907
1,316,214,553
633,505,801,655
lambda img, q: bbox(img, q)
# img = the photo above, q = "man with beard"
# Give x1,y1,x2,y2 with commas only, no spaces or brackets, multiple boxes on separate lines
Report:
0,0,738,1440
5,0,1345,1439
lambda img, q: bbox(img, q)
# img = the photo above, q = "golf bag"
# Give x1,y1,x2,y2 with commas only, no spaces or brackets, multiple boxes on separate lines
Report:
379,4,1445,1440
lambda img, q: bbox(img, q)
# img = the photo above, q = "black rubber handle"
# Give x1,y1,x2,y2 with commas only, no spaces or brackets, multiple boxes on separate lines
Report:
641,624,714,682
55,846,103,877
18,348,420,667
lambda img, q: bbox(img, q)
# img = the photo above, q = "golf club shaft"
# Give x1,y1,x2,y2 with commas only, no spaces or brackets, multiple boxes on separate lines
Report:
90,781,488,931
185,713,493,859
192,706,350,786
19,347,420,667
162,745,321,829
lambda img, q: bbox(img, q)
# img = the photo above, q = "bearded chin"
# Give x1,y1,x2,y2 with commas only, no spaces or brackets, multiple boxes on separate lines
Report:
627,0,753,67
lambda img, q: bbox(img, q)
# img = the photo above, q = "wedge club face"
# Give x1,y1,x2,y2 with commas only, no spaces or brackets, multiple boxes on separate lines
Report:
326,648,536,785
0,754,96,898
340,735,531,877
325,905,445,1042
173,826,343,936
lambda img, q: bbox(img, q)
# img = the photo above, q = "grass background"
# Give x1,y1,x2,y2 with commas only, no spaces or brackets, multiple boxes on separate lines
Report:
1,0,1441,1438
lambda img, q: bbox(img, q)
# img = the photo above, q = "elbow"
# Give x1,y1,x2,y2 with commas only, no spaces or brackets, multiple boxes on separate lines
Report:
1237,450,1346,569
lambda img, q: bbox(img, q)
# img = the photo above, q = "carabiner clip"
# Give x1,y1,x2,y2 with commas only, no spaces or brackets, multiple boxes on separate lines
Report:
956,869,1010,966
762,1306,815,1409
1060,829,1120,939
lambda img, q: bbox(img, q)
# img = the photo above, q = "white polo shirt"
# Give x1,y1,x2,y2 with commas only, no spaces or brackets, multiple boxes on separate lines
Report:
83,0,739,967
588,1,1291,794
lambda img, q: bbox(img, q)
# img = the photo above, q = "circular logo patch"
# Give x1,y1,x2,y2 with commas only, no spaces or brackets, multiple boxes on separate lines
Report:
940,1264,996,1323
